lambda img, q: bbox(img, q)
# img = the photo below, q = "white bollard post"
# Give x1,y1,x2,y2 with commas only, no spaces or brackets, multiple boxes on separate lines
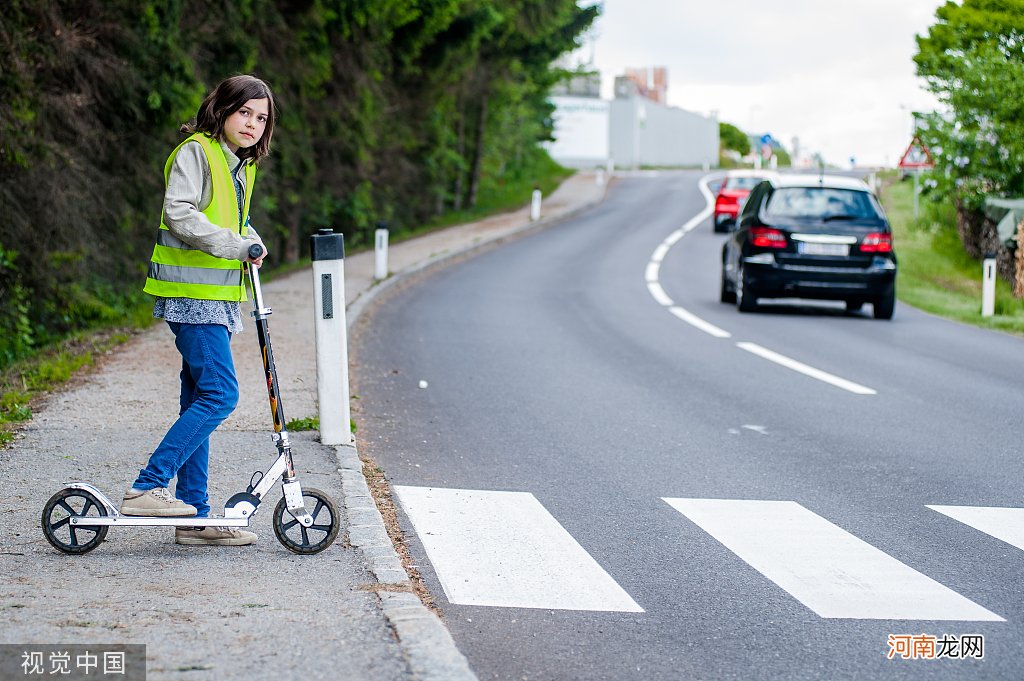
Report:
913,171,920,219
530,188,542,221
982,254,997,317
310,228,351,445
596,168,605,187
702,158,711,172
374,227,389,280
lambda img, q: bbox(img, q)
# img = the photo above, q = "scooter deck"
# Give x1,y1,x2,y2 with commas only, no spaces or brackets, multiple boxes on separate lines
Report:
71,516,250,528
61,481,253,528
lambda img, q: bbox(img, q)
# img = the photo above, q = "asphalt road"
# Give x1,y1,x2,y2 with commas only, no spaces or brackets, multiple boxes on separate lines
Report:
352,170,1024,681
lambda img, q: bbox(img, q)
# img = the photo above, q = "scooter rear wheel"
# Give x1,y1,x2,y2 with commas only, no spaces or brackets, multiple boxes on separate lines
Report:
42,488,109,555
273,487,340,554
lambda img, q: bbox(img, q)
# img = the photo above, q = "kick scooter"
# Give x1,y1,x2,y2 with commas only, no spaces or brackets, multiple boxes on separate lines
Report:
41,244,341,555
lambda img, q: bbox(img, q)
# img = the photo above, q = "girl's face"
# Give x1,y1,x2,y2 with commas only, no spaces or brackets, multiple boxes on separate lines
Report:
222,98,269,153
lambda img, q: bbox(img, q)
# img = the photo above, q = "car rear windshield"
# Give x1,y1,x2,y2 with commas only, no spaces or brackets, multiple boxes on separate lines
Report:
725,177,763,191
764,187,883,220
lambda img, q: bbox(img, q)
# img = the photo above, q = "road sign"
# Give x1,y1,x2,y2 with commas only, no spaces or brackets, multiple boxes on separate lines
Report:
898,136,934,170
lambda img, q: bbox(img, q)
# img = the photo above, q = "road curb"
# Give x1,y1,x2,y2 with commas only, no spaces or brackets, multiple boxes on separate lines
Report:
333,176,611,680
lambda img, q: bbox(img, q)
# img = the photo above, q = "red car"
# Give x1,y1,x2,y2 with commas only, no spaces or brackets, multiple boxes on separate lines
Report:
714,170,774,232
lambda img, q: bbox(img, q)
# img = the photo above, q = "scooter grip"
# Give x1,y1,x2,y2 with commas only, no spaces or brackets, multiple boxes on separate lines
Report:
248,243,265,260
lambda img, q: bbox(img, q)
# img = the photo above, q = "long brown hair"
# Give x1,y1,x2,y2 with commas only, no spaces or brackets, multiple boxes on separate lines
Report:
181,75,276,163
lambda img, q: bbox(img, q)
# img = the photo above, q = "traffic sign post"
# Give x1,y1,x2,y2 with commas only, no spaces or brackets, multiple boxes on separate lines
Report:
898,136,935,218
914,173,919,218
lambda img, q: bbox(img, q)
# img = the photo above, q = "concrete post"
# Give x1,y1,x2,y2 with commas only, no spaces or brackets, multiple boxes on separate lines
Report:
374,227,389,280
309,228,351,445
530,189,542,222
982,254,997,317
913,171,920,219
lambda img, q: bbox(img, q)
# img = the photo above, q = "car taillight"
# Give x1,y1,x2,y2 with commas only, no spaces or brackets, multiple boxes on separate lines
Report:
750,227,787,248
861,232,892,253
716,194,737,207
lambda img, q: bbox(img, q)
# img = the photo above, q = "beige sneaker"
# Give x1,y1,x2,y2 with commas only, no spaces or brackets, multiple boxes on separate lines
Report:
175,526,257,546
121,488,197,517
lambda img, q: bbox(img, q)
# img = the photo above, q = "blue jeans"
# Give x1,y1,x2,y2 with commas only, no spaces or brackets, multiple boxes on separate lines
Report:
133,322,238,517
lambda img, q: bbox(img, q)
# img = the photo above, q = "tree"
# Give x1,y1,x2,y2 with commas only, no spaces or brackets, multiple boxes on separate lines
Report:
915,0,1024,208
914,0,1024,290
456,0,598,208
719,122,750,156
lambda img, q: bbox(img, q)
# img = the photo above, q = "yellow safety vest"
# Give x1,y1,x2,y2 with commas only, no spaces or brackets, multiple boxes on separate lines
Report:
143,133,257,301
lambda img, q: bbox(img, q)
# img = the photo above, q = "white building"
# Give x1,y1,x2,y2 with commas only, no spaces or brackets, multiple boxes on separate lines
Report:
608,97,718,169
545,88,719,169
545,95,610,169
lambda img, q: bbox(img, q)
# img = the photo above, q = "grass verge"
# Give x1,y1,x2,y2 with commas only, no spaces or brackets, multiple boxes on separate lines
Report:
879,173,1024,335
0,326,145,446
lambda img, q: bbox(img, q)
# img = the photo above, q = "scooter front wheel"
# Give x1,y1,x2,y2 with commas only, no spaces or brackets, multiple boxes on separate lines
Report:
273,487,340,554
41,488,109,555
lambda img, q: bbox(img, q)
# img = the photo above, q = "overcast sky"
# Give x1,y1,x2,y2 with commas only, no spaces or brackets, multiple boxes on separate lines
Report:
572,0,946,167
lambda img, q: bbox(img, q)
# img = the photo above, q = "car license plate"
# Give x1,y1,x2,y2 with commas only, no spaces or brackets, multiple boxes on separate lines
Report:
798,242,849,256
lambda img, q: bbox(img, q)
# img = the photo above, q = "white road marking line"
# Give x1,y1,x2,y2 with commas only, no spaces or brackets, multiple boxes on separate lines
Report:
682,180,716,233
647,282,673,307
681,207,712,233
663,229,687,247
928,505,1024,552
735,341,876,395
663,498,1004,621
669,307,731,338
643,173,726,337
394,486,644,612
651,243,671,263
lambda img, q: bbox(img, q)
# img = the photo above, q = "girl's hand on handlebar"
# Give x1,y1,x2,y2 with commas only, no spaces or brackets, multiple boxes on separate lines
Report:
246,242,267,269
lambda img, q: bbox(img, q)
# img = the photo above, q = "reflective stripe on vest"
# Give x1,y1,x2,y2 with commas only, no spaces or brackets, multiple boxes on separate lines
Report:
143,133,257,301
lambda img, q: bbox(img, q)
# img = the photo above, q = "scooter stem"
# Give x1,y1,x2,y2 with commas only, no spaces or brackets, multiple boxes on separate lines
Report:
246,258,296,481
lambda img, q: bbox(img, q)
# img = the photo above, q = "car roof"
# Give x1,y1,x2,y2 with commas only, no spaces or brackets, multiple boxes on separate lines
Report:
724,169,778,179
768,173,871,192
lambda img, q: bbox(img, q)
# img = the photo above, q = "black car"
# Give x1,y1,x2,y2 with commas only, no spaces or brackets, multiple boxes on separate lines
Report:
720,174,897,319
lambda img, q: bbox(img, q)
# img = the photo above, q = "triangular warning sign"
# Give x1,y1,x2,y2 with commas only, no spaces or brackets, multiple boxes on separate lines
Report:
899,136,934,169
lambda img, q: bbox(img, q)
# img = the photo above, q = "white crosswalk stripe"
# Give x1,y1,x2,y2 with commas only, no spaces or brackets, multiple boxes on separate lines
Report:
664,498,1004,621
394,486,643,612
394,487,1012,621
928,505,1024,552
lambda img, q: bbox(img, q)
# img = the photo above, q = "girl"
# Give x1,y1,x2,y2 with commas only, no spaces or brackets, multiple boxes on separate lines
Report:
121,75,275,547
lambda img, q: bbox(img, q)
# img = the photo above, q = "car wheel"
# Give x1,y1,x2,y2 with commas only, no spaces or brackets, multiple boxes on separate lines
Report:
873,288,895,320
845,300,863,313
713,216,727,233
720,266,736,303
736,264,757,313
